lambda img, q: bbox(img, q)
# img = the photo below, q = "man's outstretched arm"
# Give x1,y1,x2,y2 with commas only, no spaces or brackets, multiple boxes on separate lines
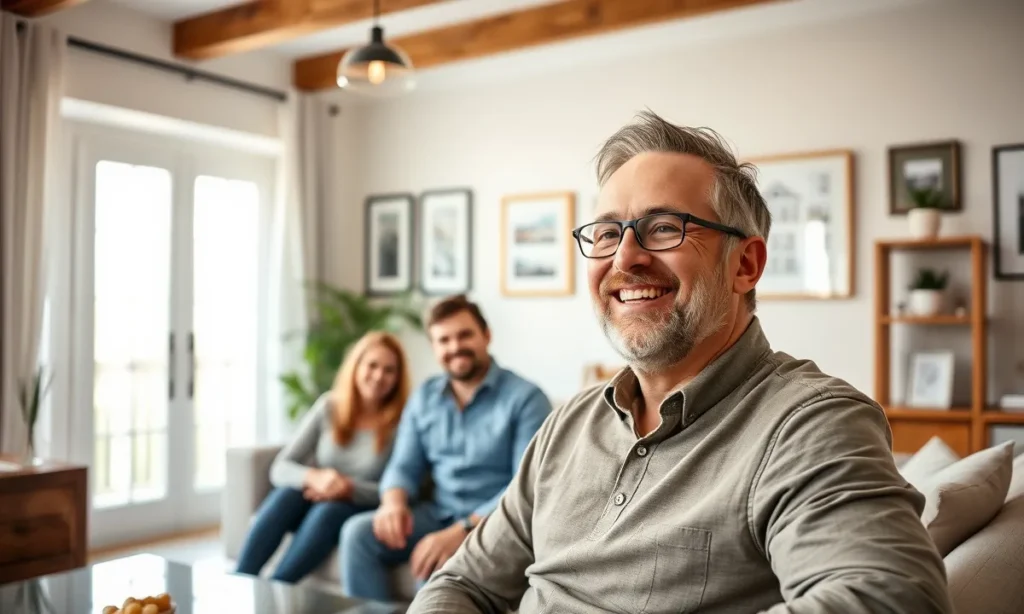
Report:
406,404,556,614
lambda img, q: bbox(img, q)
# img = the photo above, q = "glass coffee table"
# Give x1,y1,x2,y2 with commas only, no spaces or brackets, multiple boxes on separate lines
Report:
0,553,407,614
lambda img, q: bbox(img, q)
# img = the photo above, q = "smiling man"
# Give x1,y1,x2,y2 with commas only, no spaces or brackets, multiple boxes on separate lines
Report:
407,111,953,613
339,294,551,603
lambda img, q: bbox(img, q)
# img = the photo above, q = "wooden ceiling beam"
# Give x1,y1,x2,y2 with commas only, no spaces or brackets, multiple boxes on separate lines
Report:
173,0,449,61
2,0,88,17
293,0,786,91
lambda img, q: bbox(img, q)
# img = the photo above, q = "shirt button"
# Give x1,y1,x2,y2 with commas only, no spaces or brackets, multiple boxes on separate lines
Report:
614,493,626,506
637,446,648,457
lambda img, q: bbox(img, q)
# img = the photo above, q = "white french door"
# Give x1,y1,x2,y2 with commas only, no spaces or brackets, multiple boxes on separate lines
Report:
69,123,273,548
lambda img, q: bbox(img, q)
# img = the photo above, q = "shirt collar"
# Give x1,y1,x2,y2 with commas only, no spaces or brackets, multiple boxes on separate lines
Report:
603,317,772,428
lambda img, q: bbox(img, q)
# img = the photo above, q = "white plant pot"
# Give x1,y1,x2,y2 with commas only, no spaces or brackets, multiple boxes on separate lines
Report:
908,208,941,239
909,289,944,316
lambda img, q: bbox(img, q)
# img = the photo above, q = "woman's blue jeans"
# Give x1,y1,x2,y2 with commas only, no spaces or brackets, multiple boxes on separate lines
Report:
234,486,371,583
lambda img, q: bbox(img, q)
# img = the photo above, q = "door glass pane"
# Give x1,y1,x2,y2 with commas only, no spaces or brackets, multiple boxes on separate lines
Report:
192,175,259,490
93,160,171,509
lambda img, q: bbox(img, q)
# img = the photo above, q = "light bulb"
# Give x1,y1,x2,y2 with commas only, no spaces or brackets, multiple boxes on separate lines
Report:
368,61,386,85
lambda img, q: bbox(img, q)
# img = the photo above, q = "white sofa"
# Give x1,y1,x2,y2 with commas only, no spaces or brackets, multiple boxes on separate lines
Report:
223,440,1024,611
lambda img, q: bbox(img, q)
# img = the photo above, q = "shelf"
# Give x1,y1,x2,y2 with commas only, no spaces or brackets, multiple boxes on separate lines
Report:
880,315,971,325
982,411,1024,425
876,236,985,251
884,407,972,422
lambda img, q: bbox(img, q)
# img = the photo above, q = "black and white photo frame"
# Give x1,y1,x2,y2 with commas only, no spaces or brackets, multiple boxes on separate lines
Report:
418,188,473,295
993,143,1024,280
887,140,962,214
364,193,414,296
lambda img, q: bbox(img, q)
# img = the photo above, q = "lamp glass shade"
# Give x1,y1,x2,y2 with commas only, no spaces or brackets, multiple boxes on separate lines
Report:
337,26,415,96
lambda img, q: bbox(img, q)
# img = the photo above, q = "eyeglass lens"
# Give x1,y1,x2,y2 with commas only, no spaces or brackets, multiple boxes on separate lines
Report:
578,214,685,257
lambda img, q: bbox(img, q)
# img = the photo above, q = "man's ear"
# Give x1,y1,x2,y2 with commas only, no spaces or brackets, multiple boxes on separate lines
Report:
733,237,767,297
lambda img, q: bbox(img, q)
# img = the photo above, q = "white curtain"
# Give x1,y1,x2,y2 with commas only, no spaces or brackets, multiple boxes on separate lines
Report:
265,92,326,443
0,14,66,456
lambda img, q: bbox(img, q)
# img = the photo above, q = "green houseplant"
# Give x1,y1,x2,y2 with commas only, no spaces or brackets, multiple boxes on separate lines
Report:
18,365,51,465
908,268,949,316
906,185,945,239
280,282,424,421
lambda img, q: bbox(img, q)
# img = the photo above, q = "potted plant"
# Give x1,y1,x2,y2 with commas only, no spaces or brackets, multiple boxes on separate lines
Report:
18,365,51,466
280,283,424,422
906,185,945,239
908,268,949,316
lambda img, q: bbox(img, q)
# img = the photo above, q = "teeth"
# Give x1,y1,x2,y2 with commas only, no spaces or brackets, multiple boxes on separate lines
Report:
619,288,669,302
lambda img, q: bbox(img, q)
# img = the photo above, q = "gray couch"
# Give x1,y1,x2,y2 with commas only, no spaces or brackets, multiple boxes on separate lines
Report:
224,443,1024,611
221,444,419,601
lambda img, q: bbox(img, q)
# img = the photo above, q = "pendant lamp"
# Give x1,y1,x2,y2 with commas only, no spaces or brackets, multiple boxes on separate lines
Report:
336,0,415,96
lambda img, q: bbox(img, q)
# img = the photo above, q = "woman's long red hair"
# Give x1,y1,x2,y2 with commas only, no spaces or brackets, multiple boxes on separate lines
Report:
327,331,410,452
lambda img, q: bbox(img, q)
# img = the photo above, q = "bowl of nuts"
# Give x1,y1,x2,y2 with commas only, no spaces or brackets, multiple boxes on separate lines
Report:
101,593,174,614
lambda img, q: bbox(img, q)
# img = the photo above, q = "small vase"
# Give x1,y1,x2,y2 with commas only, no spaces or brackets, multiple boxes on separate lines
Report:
21,437,43,468
908,208,941,239
909,289,944,316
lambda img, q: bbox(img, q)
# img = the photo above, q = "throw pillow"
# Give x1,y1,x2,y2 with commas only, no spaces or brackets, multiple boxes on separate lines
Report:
899,436,961,490
918,441,1015,556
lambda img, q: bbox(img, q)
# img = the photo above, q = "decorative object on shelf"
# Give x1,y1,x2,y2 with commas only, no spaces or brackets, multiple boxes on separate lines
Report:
895,301,907,316
418,188,472,295
992,143,1024,280
336,0,415,96
999,394,1024,412
18,365,51,467
279,283,422,421
365,193,414,296
907,186,945,239
888,139,961,214
746,149,855,299
907,268,949,316
500,191,575,297
907,351,955,409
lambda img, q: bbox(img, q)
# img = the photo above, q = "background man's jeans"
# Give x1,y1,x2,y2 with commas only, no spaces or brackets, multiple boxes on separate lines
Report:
339,503,450,601
235,487,371,583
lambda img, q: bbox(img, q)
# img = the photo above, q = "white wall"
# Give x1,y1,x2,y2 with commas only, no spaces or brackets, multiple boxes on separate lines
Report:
328,0,1024,408
39,0,290,136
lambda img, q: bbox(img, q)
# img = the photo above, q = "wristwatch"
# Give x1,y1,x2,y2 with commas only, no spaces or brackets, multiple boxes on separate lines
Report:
458,516,477,532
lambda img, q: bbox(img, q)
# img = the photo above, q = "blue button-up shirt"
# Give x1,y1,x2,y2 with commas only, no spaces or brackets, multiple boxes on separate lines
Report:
379,358,552,521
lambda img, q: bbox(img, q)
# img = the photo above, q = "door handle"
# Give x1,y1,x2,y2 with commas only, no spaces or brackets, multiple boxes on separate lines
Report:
168,333,175,399
188,332,195,399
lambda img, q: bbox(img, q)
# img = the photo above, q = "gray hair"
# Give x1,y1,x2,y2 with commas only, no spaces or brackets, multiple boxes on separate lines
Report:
595,110,771,312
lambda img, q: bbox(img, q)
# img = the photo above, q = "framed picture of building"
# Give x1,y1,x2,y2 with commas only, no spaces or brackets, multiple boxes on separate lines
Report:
747,149,855,299
888,140,962,214
419,188,473,295
500,191,575,297
364,193,414,296
993,143,1024,280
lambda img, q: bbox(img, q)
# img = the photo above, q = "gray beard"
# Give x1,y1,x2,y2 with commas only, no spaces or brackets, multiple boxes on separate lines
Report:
598,265,730,374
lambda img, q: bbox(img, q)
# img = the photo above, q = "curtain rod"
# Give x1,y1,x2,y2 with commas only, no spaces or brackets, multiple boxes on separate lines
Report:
68,37,289,103
13,21,289,103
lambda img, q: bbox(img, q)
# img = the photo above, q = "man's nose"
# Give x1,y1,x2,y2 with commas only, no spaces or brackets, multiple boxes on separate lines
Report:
612,227,652,271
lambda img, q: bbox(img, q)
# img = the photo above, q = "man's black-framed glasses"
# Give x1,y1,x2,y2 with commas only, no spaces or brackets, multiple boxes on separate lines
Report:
572,212,748,259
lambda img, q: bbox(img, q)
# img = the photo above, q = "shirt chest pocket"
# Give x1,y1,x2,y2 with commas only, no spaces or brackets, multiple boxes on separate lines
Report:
639,526,712,614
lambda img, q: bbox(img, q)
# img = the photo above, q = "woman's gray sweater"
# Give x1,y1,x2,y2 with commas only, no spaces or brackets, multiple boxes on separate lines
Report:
269,393,393,506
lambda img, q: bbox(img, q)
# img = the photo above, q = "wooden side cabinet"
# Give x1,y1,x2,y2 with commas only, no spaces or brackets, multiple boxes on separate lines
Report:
0,458,87,584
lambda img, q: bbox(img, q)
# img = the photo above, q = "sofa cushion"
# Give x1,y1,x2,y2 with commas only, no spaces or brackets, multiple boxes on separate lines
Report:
918,441,1014,556
945,453,1024,614
898,436,961,490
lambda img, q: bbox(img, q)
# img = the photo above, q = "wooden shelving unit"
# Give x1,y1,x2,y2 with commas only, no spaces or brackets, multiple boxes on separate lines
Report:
874,235,1002,456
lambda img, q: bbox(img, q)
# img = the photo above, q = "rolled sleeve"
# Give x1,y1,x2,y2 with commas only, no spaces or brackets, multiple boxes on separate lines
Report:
751,396,954,614
379,388,428,499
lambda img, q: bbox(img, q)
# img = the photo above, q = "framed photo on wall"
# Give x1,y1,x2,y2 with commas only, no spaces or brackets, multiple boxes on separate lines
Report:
419,188,473,295
747,149,855,299
888,140,962,214
907,351,955,409
364,193,413,296
993,143,1024,280
500,191,575,297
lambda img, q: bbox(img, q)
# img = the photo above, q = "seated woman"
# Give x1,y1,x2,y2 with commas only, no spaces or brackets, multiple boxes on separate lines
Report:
234,331,410,583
